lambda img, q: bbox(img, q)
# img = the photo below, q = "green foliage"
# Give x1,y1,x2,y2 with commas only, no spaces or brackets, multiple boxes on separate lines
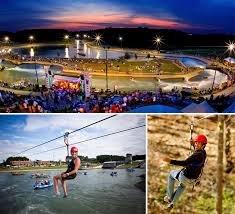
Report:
223,189,235,214
194,189,235,214
96,155,125,163
194,194,215,213
132,155,146,160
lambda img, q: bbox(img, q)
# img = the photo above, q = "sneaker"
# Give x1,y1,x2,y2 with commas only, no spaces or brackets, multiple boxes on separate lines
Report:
164,196,172,204
166,203,174,210
55,192,60,196
63,194,68,198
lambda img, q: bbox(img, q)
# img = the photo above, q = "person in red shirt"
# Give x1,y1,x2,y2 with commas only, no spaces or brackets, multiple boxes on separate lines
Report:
53,146,80,198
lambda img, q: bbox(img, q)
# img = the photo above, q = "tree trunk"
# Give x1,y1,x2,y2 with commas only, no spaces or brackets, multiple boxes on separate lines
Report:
216,116,224,214
225,116,234,173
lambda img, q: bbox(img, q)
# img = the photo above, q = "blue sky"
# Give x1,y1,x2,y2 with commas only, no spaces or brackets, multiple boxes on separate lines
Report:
0,114,146,162
0,0,234,33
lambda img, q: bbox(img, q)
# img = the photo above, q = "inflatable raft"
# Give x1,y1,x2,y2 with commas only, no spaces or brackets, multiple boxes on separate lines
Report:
33,182,53,190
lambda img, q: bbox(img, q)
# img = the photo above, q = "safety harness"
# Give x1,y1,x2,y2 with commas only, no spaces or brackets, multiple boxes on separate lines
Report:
175,120,207,190
64,132,72,164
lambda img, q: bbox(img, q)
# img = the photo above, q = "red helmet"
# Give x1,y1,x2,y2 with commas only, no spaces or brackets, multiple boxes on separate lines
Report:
195,134,207,144
70,146,78,153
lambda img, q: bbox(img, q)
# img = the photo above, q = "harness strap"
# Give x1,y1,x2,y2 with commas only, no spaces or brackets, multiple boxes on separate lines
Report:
64,132,70,157
175,168,184,180
189,122,194,154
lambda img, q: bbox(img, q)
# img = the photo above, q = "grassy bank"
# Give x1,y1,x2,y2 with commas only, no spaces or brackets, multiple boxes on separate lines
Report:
0,166,67,173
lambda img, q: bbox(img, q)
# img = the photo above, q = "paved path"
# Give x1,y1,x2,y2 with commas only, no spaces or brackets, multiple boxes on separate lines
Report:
0,86,40,96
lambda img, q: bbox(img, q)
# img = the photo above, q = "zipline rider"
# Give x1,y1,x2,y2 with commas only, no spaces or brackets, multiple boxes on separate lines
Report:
53,146,80,198
163,134,207,209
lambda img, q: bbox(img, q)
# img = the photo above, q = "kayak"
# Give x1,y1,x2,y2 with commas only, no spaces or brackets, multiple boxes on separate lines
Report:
110,172,118,176
33,183,53,190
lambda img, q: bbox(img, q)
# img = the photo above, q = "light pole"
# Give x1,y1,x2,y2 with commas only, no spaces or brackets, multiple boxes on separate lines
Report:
156,38,161,52
119,37,123,49
29,35,34,42
103,46,110,91
211,70,217,96
154,36,162,53
64,35,69,47
95,34,102,46
4,36,9,43
227,41,235,64
29,35,39,88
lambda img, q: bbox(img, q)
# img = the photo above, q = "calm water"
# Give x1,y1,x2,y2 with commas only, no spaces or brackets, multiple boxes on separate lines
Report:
180,57,207,68
14,41,126,60
0,169,145,214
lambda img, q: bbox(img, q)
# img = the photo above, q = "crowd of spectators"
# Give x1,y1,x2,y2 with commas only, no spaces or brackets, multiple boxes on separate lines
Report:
0,85,232,113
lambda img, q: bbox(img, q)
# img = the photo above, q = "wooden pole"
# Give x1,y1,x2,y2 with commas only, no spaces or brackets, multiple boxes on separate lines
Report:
216,115,225,214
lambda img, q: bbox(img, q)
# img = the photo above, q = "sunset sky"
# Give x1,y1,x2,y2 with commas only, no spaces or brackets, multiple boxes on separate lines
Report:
0,0,234,33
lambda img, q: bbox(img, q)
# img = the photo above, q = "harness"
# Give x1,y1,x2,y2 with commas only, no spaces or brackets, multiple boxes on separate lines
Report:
175,118,207,190
175,153,207,191
189,120,194,155
64,132,72,164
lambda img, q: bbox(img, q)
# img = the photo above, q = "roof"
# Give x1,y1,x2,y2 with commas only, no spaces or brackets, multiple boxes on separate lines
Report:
53,75,81,83
224,102,235,113
129,105,181,113
181,101,217,113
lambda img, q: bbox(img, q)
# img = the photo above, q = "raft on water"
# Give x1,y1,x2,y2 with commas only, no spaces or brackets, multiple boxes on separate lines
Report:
33,182,53,190
110,172,118,176
11,172,25,176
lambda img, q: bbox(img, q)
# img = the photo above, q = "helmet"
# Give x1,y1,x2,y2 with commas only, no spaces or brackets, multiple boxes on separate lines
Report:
70,146,78,153
195,134,207,144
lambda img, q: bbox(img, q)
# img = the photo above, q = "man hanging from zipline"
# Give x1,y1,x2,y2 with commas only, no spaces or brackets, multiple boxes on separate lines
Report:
163,134,207,209
53,146,81,198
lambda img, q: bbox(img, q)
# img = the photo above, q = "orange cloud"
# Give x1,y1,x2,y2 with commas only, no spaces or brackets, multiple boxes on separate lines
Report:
49,12,129,24
43,11,204,30
131,17,192,29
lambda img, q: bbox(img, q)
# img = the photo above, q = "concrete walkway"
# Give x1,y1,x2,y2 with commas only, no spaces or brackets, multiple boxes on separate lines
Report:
0,86,40,96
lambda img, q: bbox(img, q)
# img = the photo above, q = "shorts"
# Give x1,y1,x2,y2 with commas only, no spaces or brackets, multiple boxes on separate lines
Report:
61,172,76,181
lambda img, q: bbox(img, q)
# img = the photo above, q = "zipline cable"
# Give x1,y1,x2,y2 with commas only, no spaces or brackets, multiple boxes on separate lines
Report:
14,114,117,156
27,124,146,157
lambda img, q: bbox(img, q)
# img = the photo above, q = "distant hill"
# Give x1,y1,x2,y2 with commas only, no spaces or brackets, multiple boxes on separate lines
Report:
76,28,235,49
1,28,234,49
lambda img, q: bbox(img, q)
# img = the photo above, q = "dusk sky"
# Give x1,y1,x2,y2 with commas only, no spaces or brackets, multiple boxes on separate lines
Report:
0,0,234,34
0,115,146,162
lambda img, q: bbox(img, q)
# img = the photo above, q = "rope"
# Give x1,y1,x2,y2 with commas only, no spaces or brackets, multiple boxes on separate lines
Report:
13,114,117,156
27,124,146,157
189,116,194,154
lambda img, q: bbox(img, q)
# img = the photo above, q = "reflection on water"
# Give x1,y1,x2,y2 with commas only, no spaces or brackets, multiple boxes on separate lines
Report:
0,169,145,214
160,69,227,91
30,48,34,58
7,63,45,75
13,41,125,59
180,57,206,68
76,40,79,49
96,50,100,59
65,48,69,58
